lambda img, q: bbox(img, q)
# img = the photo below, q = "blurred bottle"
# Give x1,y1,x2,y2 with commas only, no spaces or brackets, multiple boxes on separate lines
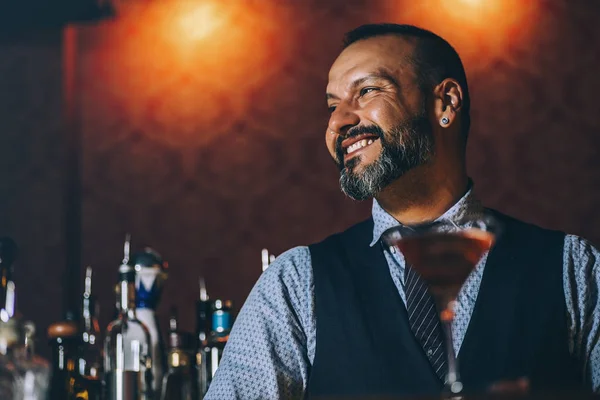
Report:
195,277,212,397
14,321,50,400
261,249,276,272
75,266,103,400
132,247,168,396
0,238,50,399
160,307,196,400
104,235,153,400
206,299,232,381
0,237,18,322
0,312,20,399
47,320,79,399
0,237,22,399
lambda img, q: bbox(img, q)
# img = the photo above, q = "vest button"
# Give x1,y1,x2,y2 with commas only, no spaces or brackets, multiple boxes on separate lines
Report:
427,349,433,356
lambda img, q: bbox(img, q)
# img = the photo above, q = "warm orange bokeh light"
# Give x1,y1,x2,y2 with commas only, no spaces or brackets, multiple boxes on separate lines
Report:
384,0,539,60
81,0,292,147
439,0,532,30
103,0,288,69
454,0,482,6
112,1,242,61
177,2,225,41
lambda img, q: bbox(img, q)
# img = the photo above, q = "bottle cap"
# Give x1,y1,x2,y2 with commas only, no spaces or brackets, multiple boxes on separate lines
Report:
117,233,135,281
133,247,167,309
23,320,35,338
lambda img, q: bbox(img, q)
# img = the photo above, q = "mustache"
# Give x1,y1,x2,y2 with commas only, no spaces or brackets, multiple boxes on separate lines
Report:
335,125,384,167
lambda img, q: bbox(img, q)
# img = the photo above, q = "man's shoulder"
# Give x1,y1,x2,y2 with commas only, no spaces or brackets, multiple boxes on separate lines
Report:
486,208,565,238
272,246,312,265
267,246,312,272
485,208,600,263
264,218,373,273
258,246,313,286
264,218,373,281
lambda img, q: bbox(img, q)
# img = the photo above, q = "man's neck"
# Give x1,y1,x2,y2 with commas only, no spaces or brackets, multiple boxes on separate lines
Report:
375,171,469,226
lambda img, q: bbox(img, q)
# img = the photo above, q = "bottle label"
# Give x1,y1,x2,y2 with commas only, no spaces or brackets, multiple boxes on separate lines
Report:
135,266,162,309
212,311,230,333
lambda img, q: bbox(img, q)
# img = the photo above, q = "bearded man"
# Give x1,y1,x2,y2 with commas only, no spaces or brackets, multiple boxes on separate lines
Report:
205,24,600,399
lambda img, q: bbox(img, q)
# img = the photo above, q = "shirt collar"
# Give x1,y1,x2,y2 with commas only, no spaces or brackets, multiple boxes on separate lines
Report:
370,182,484,247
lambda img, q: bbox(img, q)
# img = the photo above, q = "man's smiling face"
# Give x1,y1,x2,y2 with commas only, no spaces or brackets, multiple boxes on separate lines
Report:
325,35,435,201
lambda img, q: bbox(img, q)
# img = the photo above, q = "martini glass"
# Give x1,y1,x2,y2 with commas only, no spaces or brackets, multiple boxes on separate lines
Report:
383,213,499,398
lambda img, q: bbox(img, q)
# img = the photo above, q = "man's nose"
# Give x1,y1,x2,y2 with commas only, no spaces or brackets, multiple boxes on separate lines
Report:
328,103,360,136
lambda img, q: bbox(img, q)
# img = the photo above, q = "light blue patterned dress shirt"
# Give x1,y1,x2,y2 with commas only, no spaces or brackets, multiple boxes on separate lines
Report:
205,189,600,399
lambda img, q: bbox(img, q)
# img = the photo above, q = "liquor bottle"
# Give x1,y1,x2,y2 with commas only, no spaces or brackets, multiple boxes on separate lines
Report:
160,307,196,400
132,247,168,396
104,235,154,400
0,308,21,399
0,238,51,399
75,266,103,400
195,277,212,397
47,320,79,399
0,297,19,399
0,339,17,399
0,237,18,321
14,321,51,399
0,237,23,398
206,299,232,381
261,249,275,272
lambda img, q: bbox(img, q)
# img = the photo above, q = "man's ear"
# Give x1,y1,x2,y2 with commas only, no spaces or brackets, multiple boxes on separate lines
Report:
433,78,464,128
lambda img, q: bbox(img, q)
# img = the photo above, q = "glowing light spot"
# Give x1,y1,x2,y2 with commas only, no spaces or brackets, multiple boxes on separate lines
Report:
455,0,482,5
178,3,226,42
384,0,539,57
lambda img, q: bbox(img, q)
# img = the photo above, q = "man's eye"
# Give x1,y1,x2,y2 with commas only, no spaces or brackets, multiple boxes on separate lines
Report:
328,105,337,113
359,87,377,96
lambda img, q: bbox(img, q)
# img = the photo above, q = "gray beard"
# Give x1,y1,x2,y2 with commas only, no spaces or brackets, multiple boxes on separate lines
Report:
339,116,434,201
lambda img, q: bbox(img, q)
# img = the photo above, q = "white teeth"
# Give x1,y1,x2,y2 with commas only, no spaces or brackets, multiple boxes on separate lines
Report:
346,138,376,154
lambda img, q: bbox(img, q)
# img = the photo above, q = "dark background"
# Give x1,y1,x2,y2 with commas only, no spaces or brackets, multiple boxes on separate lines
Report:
1,0,599,359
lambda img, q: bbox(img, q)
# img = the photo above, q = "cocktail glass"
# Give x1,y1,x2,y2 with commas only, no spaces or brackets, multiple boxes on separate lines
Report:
383,214,499,398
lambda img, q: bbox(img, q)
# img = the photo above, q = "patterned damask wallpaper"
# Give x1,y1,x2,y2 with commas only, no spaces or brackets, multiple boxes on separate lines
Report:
1,0,599,352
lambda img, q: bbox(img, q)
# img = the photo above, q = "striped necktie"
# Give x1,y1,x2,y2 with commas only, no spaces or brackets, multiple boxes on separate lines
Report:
405,261,448,380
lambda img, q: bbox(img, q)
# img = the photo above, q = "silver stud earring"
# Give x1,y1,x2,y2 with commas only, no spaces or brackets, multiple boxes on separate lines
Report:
441,117,449,125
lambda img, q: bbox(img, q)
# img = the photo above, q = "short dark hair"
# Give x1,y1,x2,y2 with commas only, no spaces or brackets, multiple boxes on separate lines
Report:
343,24,471,141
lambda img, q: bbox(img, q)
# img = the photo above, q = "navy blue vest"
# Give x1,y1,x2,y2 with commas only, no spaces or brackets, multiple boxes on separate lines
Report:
307,210,582,398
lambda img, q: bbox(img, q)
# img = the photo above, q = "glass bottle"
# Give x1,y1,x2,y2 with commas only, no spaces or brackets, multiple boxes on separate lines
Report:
75,266,103,400
261,248,275,272
132,248,168,396
195,277,212,397
160,307,196,400
0,314,20,399
0,237,18,322
13,321,51,400
0,237,19,399
0,237,50,399
206,299,232,381
104,235,154,400
47,320,79,399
